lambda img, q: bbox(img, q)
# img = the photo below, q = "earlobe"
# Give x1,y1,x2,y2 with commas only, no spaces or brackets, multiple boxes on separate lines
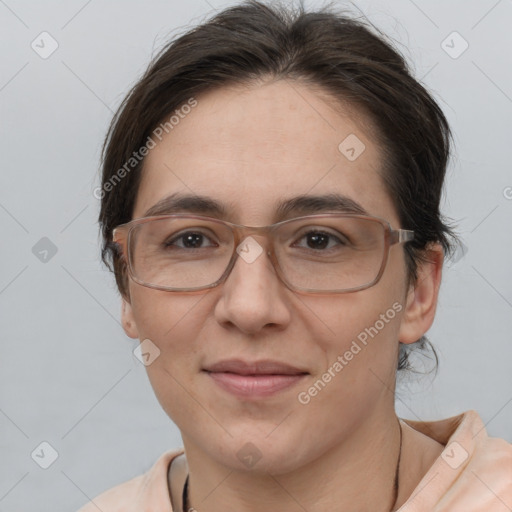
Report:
398,243,444,345
121,296,139,339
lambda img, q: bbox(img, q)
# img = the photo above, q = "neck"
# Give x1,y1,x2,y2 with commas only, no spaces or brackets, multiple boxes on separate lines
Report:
181,409,404,512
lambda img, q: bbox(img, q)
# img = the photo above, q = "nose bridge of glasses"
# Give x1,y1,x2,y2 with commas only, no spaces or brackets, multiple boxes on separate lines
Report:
232,224,274,254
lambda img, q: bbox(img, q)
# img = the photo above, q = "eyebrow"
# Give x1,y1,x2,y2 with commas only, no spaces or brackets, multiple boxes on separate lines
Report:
142,192,369,222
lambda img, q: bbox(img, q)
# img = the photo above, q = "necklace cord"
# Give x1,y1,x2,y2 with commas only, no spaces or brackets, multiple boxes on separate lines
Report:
390,418,403,511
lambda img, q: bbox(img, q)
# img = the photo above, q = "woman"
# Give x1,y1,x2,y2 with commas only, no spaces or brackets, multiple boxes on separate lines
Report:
79,1,512,510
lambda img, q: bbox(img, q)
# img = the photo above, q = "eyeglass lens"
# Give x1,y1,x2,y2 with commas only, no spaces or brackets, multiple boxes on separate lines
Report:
128,216,386,292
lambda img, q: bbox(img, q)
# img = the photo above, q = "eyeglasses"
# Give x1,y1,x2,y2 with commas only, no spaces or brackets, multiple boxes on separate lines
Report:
112,213,414,294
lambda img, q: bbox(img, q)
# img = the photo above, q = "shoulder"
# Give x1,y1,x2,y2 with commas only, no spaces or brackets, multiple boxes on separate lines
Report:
76,474,145,512
446,410,512,509
76,448,185,512
401,410,512,510
423,408,512,471
466,411,512,495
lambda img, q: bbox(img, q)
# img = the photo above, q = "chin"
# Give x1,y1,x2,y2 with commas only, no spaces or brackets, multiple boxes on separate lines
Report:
212,433,311,476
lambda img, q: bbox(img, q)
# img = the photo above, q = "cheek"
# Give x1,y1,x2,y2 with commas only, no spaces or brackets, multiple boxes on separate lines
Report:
301,286,403,354
297,289,404,402
292,296,403,431
130,287,207,348
128,288,216,421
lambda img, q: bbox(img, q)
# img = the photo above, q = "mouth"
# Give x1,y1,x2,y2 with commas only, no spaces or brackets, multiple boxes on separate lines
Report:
202,359,309,398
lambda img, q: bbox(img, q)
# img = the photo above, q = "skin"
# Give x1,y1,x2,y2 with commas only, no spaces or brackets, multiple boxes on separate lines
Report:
121,79,445,511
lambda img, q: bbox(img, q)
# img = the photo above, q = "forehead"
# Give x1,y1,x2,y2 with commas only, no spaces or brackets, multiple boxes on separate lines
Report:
133,79,399,226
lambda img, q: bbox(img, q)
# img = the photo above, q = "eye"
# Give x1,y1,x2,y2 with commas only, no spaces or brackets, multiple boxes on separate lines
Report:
164,230,218,250
293,229,347,251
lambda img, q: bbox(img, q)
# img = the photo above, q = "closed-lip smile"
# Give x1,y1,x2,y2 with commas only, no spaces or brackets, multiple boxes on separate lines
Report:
203,359,309,398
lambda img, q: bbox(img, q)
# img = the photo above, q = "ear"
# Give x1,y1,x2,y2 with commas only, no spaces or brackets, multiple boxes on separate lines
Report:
398,243,444,345
121,295,139,339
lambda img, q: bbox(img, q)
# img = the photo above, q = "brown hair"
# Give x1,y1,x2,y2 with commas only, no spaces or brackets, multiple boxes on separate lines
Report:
98,0,459,373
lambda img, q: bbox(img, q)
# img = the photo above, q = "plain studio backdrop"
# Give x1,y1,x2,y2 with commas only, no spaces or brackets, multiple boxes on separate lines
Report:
1,0,511,510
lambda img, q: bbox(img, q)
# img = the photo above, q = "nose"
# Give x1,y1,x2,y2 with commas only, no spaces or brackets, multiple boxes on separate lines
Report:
213,236,292,335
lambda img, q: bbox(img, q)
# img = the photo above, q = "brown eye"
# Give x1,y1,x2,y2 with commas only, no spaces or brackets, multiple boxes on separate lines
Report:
164,231,217,250
293,229,347,251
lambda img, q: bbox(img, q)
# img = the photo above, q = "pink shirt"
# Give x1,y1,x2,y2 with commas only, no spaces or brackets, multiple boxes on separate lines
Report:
77,410,512,511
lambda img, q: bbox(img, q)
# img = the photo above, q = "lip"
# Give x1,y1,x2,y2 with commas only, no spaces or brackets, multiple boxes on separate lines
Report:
203,359,309,399
204,359,308,375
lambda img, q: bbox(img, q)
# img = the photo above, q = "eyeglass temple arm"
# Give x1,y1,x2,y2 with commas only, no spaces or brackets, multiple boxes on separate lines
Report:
111,228,127,258
392,229,415,244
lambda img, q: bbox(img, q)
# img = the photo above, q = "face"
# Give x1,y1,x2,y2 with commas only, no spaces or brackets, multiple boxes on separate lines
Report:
121,79,438,474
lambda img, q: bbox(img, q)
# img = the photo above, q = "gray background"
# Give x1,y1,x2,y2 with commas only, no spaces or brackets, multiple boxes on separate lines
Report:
1,0,511,510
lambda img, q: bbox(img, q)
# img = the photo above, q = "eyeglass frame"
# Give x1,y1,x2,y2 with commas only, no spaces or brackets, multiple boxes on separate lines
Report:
112,212,415,295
